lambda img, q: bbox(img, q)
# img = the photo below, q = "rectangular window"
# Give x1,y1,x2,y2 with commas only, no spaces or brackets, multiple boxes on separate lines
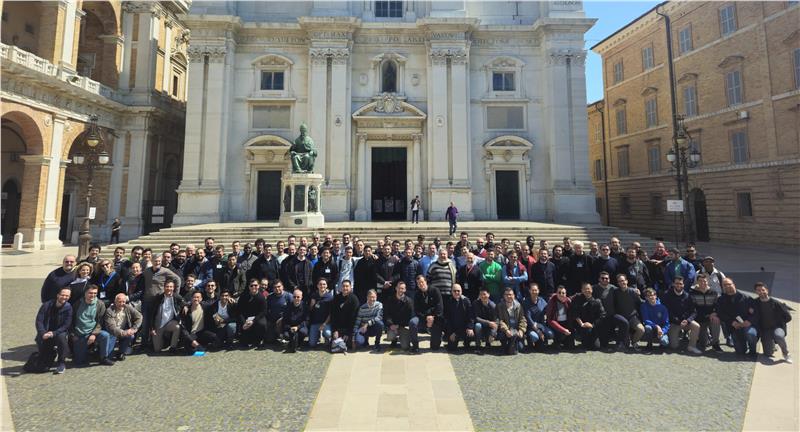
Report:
486,106,524,130
620,196,632,217
594,124,602,143
678,26,693,54
683,85,698,116
725,70,742,106
731,130,749,163
648,145,661,173
375,0,403,18
617,147,630,177
719,4,737,36
252,105,291,129
24,23,34,34
260,71,284,91
689,136,702,165
794,48,800,89
2,12,8,22
492,72,515,91
172,75,179,97
651,194,663,216
615,108,627,136
594,159,603,181
645,98,658,128
736,192,753,217
642,46,654,70
613,61,624,84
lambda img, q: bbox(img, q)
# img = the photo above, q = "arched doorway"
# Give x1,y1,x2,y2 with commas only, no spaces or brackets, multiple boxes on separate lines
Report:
690,188,710,242
77,1,120,87
2,180,21,242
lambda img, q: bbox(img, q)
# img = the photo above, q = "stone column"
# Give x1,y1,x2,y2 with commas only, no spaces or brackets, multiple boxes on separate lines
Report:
427,50,449,188
38,115,68,248
106,135,124,228
58,0,78,71
17,156,48,249
308,48,329,181
543,47,599,223
449,49,471,186
133,5,160,92
119,8,135,90
161,22,173,93
354,133,369,221
122,120,149,238
326,48,351,220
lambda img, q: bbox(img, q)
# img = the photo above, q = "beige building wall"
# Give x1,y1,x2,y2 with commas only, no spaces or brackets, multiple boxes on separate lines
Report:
1,0,190,248
589,1,800,247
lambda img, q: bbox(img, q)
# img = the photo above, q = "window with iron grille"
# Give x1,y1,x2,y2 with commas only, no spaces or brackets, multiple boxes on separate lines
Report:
375,1,403,18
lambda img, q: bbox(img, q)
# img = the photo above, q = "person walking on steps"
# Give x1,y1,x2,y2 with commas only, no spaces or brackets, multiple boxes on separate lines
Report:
445,202,459,237
410,196,422,224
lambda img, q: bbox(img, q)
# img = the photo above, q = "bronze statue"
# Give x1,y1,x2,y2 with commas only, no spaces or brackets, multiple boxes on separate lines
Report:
290,123,317,173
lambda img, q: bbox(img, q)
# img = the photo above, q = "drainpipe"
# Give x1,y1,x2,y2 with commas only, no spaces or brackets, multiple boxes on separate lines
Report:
597,101,610,226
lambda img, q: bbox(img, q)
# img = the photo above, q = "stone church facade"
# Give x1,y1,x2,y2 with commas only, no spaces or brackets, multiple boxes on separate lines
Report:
174,1,600,224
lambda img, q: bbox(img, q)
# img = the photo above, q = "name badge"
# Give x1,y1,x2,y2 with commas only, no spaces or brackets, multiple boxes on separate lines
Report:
99,292,106,299
216,264,223,269
577,263,583,268
325,268,331,273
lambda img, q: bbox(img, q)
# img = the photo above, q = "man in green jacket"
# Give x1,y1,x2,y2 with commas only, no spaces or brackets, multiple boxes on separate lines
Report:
479,250,503,302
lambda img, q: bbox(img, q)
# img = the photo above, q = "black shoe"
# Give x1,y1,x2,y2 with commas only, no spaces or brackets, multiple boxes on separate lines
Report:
390,340,398,348
711,344,723,352
409,347,420,354
372,345,383,353
115,353,126,361
168,347,178,355
100,357,115,366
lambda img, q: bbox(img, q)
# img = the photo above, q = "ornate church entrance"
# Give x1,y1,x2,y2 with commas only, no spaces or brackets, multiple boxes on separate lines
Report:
257,170,282,221
371,147,407,220
495,170,520,220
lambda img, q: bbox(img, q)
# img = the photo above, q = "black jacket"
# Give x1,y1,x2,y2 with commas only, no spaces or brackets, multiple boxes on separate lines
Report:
570,294,605,327
530,260,556,297
236,291,267,326
312,258,339,287
472,299,497,326
287,258,313,297
248,254,280,282
384,295,414,327
205,299,239,329
456,264,483,300
414,287,443,321
660,289,694,324
444,296,473,334
93,271,124,305
715,291,758,327
752,297,792,331
566,254,594,295
549,256,569,287
353,257,379,301
216,265,247,297
150,293,185,328
331,292,360,331
282,302,308,330
612,287,642,320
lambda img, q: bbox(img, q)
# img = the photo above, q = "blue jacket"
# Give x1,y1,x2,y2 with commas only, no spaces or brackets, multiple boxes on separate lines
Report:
503,262,528,299
522,296,548,331
640,300,670,333
663,258,696,291
35,300,73,338
266,291,294,322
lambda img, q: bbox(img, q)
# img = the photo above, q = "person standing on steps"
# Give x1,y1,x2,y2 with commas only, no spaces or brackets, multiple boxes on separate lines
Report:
410,195,422,224
110,218,121,244
445,201,459,237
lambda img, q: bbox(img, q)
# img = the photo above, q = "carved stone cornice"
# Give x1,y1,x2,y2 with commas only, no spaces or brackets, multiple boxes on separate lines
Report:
309,47,350,66
187,45,226,63
547,48,586,66
428,48,469,65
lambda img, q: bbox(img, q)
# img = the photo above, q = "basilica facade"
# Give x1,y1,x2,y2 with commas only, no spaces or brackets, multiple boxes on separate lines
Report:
174,1,600,225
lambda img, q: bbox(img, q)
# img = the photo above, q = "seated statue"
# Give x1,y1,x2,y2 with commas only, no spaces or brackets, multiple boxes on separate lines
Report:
291,123,317,173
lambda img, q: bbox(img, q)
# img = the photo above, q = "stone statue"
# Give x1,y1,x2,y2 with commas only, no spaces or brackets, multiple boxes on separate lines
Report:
290,123,317,173
308,186,318,212
283,186,291,212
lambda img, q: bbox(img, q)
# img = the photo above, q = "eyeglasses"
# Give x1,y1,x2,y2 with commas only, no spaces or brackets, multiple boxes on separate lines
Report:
64,260,76,264
600,277,609,280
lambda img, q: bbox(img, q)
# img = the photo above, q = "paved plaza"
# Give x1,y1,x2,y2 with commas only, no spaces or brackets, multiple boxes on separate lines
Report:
1,243,798,431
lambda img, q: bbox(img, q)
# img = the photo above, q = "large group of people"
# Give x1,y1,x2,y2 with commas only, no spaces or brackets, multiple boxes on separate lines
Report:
31,231,792,374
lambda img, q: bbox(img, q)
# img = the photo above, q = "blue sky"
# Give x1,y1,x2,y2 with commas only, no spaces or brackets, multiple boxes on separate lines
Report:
584,1,661,103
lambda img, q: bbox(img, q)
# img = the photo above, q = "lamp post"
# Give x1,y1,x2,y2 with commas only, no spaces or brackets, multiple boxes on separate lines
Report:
73,115,109,259
665,115,701,246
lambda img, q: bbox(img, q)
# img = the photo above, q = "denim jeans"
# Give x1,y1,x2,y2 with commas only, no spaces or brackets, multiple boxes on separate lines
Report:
214,322,237,348
72,330,111,364
473,322,497,348
409,316,441,349
309,323,332,347
760,327,789,357
106,332,135,356
448,219,457,236
355,320,384,347
733,325,759,355
643,325,670,347
527,324,554,346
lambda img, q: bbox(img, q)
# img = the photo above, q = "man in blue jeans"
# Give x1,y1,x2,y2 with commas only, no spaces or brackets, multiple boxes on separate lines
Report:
354,289,384,352
522,282,554,349
308,279,334,349
104,293,142,360
472,288,498,354
445,202,459,237
70,285,113,366
711,278,759,359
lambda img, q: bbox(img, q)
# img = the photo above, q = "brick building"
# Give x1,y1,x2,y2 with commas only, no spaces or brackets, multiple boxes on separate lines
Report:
1,1,189,248
589,1,799,246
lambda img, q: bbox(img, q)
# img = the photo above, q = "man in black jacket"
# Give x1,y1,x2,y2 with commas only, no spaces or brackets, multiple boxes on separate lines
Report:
331,280,360,349
34,287,73,373
412,275,443,352
712,278,759,357
550,246,569,288
444,284,474,351
216,254,247,298
206,290,239,349
611,274,644,351
287,245,313,300
248,244,279,282
472,289,498,353
376,245,400,303
40,255,77,303
570,283,605,349
566,241,594,296
237,281,268,348
312,248,339,291
384,281,414,351
530,249,556,298
456,252,483,301
753,282,792,363
179,291,218,353
283,290,308,353
353,245,379,303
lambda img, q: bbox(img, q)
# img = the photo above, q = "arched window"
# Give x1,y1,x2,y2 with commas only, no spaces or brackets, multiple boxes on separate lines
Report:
381,60,397,93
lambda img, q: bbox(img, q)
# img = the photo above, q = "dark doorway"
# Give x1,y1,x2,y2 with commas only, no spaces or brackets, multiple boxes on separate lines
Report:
1,180,21,243
257,170,282,220
59,193,72,242
371,147,407,220
495,170,520,220
691,188,710,242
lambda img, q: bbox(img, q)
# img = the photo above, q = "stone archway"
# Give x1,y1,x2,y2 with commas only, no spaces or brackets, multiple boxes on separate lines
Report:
78,1,121,87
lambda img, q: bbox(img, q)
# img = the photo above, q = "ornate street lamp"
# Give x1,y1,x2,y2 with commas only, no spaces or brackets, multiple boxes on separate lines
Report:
73,115,109,259
665,115,701,245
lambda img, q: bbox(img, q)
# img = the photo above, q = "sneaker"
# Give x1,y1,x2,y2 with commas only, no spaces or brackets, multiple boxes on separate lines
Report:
785,354,793,364
687,346,702,355
55,363,66,374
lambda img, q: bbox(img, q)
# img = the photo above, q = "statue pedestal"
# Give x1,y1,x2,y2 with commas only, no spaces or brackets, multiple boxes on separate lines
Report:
279,173,325,228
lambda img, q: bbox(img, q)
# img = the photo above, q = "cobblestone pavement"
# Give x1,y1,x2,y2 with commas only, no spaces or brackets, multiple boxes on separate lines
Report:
450,347,755,431
1,278,331,432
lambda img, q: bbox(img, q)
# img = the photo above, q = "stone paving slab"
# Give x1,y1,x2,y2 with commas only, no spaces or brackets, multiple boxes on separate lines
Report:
1,278,330,432
449,348,755,431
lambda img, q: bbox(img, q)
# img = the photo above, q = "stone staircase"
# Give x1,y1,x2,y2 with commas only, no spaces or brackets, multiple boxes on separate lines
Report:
108,221,662,253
